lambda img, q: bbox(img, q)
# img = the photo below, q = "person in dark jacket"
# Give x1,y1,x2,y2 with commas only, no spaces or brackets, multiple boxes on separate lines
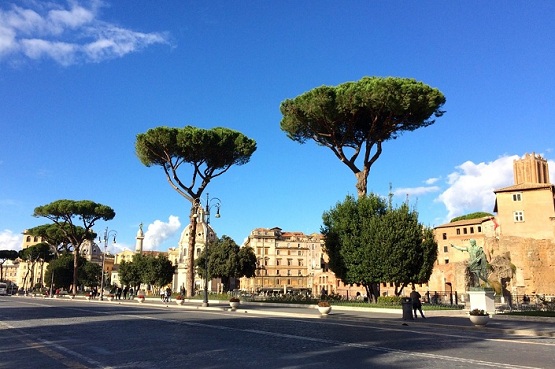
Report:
410,287,425,319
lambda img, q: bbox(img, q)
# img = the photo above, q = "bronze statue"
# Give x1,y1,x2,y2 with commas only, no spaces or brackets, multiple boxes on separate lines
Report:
451,239,489,287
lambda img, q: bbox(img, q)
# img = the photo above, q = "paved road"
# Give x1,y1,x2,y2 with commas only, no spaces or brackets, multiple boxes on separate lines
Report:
1,295,554,368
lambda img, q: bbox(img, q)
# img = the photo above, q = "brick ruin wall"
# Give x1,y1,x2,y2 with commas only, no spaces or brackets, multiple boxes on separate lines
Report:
485,236,555,295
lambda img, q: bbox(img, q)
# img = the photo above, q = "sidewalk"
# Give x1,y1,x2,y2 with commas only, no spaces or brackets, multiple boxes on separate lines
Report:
102,296,555,338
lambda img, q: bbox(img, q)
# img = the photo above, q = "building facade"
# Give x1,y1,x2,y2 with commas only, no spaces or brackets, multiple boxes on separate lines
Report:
240,227,365,299
429,153,555,299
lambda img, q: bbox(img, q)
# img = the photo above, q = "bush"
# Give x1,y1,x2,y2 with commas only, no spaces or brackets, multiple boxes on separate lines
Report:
377,296,402,306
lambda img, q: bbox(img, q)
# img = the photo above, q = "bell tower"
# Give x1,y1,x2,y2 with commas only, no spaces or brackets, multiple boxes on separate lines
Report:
513,152,549,185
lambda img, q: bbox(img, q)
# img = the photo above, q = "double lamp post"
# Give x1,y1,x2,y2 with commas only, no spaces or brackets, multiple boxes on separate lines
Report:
99,227,117,301
193,193,221,307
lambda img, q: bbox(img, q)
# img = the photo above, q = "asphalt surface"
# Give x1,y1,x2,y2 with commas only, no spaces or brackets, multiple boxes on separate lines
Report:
34,294,554,338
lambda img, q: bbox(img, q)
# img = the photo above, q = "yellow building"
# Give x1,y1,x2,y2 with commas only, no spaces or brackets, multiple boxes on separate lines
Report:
15,231,46,290
493,153,555,239
430,153,555,299
241,227,365,299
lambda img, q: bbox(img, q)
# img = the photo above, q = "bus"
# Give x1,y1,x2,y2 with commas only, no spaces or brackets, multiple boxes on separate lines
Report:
0,282,7,296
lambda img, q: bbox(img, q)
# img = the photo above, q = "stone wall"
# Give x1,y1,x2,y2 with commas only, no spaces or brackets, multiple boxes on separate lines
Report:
485,236,555,295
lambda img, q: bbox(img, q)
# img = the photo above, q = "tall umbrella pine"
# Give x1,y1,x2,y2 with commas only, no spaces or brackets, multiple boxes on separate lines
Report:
280,76,445,198
33,200,115,295
135,126,256,297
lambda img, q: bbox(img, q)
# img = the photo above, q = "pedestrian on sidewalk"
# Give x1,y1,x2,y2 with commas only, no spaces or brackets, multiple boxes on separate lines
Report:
410,286,425,319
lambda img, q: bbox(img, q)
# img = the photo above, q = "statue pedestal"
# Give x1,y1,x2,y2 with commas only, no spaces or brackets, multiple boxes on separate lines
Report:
468,288,495,314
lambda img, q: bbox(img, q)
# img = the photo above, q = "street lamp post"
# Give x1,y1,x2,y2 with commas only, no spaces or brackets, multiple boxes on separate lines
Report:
194,193,221,307
99,227,117,301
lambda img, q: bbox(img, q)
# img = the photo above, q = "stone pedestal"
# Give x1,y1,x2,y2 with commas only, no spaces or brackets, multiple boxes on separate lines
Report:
468,288,495,314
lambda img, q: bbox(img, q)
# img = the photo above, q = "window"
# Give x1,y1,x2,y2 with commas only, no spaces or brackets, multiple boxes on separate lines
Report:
298,259,303,267
444,259,449,264
463,228,468,234
478,226,482,232
513,193,522,201
276,250,280,255
298,270,302,276
456,228,461,235
470,227,474,234
276,259,281,266
276,270,280,275
443,246,448,253
287,270,291,276
442,233,447,240
298,250,302,256
287,259,292,266
514,211,524,222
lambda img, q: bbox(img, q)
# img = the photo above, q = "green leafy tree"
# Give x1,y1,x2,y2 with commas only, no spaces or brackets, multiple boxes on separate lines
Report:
33,199,115,294
119,260,142,292
322,194,387,301
280,76,446,197
450,212,493,222
45,253,77,291
127,254,175,293
135,126,256,297
322,194,437,301
237,246,257,280
149,255,176,291
376,204,438,296
196,236,257,292
18,243,54,290
0,250,19,281
79,261,102,288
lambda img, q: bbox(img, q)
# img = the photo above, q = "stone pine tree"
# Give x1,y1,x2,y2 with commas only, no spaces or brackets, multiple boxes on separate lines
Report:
33,200,115,295
0,250,19,281
27,223,82,256
135,126,256,297
321,194,437,301
280,76,446,197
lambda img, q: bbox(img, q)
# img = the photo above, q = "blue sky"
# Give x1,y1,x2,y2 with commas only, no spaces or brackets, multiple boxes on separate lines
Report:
1,1,554,253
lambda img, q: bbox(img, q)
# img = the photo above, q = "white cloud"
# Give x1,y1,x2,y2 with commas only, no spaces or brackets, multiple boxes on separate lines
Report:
0,0,169,66
144,216,181,251
0,229,22,251
436,155,519,221
425,177,440,185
